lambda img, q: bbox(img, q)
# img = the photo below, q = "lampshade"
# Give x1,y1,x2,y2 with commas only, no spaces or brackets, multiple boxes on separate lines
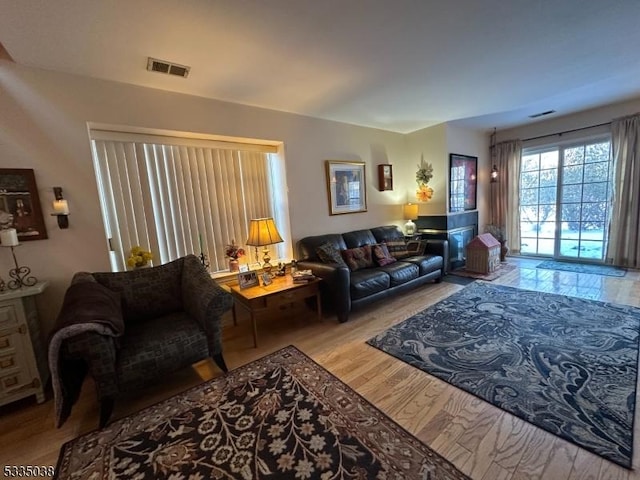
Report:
403,203,418,220
246,217,283,276
246,217,284,246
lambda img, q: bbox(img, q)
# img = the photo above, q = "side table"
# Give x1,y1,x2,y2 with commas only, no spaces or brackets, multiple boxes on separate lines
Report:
229,275,321,347
0,282,49,406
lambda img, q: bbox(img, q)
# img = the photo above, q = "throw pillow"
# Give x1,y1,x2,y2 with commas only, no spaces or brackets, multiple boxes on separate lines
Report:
372,243,397,266
316,242,347,267
341,245,374,271
406,239,428,256
385,239,410,259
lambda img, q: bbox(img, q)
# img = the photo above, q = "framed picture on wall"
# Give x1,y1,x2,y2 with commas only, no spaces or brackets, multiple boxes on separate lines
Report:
0,168,48,241
325,160,367,215
449,154,477,212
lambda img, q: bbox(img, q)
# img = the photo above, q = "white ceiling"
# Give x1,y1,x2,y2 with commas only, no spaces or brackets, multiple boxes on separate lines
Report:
2,0,640,133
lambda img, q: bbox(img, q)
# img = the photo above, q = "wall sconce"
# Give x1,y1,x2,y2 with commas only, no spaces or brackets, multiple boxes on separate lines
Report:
490,165,499,183
51,187,70,229
489,127,499,183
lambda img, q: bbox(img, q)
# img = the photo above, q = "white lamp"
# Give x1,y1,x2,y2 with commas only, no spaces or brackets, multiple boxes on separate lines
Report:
403,203,419,235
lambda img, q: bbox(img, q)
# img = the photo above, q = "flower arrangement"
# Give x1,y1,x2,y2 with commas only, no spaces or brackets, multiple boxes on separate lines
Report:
415,158,434,202
225,240,245,260
416,159,433,185
127,245,153,268
416,184,434,202
485,224,506,243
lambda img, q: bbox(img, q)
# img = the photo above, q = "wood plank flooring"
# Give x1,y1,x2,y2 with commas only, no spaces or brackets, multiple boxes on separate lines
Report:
1,257,639,479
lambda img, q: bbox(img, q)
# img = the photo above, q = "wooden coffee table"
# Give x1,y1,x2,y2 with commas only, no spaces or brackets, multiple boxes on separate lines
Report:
229,274,322,347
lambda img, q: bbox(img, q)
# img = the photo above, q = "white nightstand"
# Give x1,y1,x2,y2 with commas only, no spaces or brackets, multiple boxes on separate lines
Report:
0,282,49,406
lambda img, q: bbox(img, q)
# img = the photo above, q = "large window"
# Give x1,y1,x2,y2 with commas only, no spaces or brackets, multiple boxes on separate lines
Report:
520,137,612,261
90,129,290,273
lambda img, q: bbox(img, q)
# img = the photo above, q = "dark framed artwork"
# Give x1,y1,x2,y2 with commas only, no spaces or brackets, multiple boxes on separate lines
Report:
449,154,477,212
0,169,48,241
325,160,367,215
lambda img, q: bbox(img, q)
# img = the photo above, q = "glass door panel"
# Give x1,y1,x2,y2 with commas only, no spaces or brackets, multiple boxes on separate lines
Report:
519,150,558,255
557,141,611,261
520,139,611,262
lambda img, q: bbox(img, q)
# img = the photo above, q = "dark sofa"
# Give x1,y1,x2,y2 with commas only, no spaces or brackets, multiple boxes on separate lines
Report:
298,225,448,323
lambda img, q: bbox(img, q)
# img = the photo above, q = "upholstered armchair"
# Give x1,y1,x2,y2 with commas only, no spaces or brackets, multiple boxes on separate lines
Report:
49,254,233,428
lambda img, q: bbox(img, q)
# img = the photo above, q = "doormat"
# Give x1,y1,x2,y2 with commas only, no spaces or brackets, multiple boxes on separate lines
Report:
536,260,626,277
448,262,516,281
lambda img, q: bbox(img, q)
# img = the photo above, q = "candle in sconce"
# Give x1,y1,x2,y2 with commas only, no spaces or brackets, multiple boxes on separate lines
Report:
0,228,19,247
53,199,69,215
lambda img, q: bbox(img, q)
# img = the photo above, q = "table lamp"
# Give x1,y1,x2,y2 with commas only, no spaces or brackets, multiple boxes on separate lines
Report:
403,203,419,235
246,217,284,276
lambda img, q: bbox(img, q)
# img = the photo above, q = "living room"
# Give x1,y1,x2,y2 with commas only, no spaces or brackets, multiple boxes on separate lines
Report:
2,2,640,479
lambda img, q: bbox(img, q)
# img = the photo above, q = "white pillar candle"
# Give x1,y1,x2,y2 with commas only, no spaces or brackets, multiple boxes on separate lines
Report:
53,199,69,215
0,228,19,246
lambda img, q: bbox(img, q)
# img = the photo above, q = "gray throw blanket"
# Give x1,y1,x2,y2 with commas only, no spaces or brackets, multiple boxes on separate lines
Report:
48,280,124,427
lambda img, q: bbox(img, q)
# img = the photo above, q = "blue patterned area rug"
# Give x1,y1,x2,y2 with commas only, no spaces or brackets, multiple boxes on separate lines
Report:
537,260,627,277
367,282,640,468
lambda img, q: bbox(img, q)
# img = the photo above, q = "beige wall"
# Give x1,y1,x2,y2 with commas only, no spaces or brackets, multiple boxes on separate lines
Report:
0,61,492,333
405,123,489,228
496,98,640,144
0,62,433,333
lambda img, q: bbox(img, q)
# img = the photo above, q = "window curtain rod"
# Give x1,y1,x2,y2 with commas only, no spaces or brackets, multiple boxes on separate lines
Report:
522,121,611,142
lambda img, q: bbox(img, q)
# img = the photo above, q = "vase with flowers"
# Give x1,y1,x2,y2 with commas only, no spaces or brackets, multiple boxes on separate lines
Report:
415,159,434,202
127,246,153,269
225,240,245,272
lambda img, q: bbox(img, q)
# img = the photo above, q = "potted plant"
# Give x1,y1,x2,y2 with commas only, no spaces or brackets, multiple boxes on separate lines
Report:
225,240,245,272
485,224,508,262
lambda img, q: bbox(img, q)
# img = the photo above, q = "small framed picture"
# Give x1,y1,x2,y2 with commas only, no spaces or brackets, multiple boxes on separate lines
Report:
238,271,259,289
261,273,273,286
239,264,250,273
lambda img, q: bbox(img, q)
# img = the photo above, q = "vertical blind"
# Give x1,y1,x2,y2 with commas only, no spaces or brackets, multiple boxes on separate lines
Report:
90,131,288,272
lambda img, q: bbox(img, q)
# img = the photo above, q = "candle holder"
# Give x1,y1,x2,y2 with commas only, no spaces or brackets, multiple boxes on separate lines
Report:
199,251,210,271
3,245,37,289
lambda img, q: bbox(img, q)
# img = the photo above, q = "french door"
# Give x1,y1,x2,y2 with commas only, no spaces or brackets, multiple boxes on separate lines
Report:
519,138,612,261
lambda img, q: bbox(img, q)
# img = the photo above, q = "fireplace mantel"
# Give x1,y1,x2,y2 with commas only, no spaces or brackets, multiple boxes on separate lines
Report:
416,211,478,271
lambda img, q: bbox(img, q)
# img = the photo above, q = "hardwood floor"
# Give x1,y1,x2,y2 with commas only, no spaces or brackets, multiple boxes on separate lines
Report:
1,257,639,479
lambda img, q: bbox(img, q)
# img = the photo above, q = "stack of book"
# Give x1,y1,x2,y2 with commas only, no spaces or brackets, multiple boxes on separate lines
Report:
292,269,315,283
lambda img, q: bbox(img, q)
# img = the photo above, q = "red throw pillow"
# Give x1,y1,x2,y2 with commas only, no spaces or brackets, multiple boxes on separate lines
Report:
341,245,374,271
372,243,397,266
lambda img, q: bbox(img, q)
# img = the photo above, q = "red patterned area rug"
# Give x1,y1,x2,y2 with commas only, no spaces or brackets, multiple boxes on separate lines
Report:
449,262,516,281
54,346,468,480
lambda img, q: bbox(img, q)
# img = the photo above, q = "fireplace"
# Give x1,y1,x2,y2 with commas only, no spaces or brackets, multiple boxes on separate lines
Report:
416,211,478,271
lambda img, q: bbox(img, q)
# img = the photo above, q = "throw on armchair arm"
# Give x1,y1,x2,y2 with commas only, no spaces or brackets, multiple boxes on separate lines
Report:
48,254,233,428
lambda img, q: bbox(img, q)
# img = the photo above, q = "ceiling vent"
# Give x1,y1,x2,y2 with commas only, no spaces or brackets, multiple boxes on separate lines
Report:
529,110,556,119
146,57,190,78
